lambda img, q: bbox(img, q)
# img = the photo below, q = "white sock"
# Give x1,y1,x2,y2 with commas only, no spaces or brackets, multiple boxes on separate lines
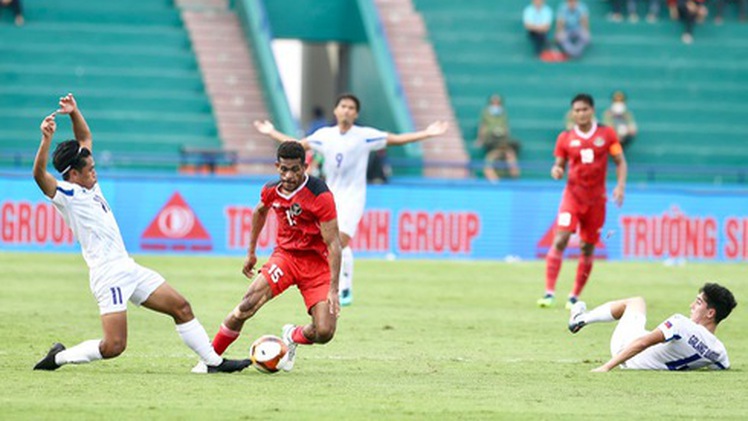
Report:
340,246,354,292
581,303,615,325
176,318,222,366
55,339,103,366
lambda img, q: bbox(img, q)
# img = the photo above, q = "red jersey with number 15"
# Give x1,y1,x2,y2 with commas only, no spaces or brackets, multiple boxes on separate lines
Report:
260,175,337,258
554,123,622,204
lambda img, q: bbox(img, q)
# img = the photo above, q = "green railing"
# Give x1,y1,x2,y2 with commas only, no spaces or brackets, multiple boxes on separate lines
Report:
355,0,421,158
235,0,297,136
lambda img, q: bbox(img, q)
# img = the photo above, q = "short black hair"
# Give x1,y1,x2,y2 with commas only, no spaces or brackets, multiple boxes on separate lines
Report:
700,283,737,324
276,141,306,163
335,93,361,112
571,93,594,108
52,140,91,180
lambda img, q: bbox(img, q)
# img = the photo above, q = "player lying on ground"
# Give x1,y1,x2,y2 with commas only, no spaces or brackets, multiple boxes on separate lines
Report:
569,282,736,372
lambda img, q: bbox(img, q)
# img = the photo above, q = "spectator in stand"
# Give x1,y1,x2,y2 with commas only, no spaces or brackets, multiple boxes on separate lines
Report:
610,0,662,23
603,91,638,149
667,0,679,19
1,0,23,26
475,94,520,181
714,0,747,24
677,0,708,44
523,0,554,56
555,0,591,59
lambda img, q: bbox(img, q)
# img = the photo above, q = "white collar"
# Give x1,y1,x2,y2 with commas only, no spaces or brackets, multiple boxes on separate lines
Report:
573,122,598,139
276,174,309,200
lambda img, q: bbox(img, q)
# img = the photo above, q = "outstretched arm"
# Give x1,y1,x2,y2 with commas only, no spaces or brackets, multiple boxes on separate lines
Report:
253,120,311,150
386,121,448,146
57,93,92,152
592,329,665,372
320,217,342,317
33,113,59,198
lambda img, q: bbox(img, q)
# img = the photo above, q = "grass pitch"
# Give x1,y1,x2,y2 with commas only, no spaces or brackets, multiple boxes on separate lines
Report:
1,252,746,420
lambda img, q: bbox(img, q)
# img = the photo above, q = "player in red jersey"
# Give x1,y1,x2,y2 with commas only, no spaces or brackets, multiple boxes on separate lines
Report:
538,93,627,310
194,141,342,373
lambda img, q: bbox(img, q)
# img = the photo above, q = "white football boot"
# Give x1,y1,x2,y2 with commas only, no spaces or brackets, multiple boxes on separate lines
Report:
278,324,298,372
568,301,587,334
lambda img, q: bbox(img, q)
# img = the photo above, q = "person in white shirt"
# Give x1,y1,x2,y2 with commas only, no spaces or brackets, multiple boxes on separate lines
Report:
254,93,448,306
568,282,737,371
31,94,250,373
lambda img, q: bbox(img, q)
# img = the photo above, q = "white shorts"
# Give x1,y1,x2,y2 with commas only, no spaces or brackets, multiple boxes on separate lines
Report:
336,198,365,238
89,258,165,315
609,309,648,358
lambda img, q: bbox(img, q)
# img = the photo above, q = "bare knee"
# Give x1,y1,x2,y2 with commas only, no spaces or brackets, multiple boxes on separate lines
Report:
553,232,571,250
172,299,195,324
100,338,127,359
312,324,336,344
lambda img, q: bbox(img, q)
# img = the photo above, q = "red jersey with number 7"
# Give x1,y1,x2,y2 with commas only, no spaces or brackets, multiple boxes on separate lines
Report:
260,175,337,258
554,123,623,204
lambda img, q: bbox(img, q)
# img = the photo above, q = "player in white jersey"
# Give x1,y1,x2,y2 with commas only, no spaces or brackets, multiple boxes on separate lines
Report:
31,94,250,373
254,93,448,306
568,282,736,371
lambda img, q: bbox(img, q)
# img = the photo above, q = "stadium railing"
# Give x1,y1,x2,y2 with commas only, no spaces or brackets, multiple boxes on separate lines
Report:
2,150,746,185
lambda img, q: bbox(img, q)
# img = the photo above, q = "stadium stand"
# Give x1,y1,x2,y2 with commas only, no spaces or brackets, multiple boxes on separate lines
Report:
0,0,221,171
412,0,748,181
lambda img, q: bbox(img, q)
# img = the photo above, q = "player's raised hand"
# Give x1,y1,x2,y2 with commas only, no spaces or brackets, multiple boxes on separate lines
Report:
56,93,77,115
551,164,565,180
612,185,625,207
40,113,57,140
242,253,258,279
253,120,275,135
424,120,449,137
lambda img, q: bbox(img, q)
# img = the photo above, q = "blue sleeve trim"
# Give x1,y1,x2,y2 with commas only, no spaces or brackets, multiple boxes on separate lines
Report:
366,136,386,143
56,186,74,197
308,140,322,146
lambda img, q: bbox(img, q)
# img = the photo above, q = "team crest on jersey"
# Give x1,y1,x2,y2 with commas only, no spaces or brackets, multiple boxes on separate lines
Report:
290,203,302,216
569,140,581,147
593,137,605,147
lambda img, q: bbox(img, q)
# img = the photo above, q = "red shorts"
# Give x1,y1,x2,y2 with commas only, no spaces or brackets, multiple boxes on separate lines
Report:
261,249,331,312
556,192,606,244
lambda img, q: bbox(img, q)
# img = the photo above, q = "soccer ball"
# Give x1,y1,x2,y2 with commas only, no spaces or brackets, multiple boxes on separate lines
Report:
249,335,288,374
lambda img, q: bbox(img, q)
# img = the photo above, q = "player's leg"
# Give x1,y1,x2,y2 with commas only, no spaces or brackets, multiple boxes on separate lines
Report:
539,200,577,307
568,242,595,309
339,232,354,306
34,312,125,370
131,263,250,373
34,271,136,370
141,283,222,367
568,202,605,308
280,256,334,371
569,296,646,334
538,229,572,307
212,274,274,354
280,299,336,372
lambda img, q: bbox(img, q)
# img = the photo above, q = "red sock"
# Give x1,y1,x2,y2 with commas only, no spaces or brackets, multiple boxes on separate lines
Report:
291,326,313,345
571,255,594,297
545,248,563,294
212,324,240,355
